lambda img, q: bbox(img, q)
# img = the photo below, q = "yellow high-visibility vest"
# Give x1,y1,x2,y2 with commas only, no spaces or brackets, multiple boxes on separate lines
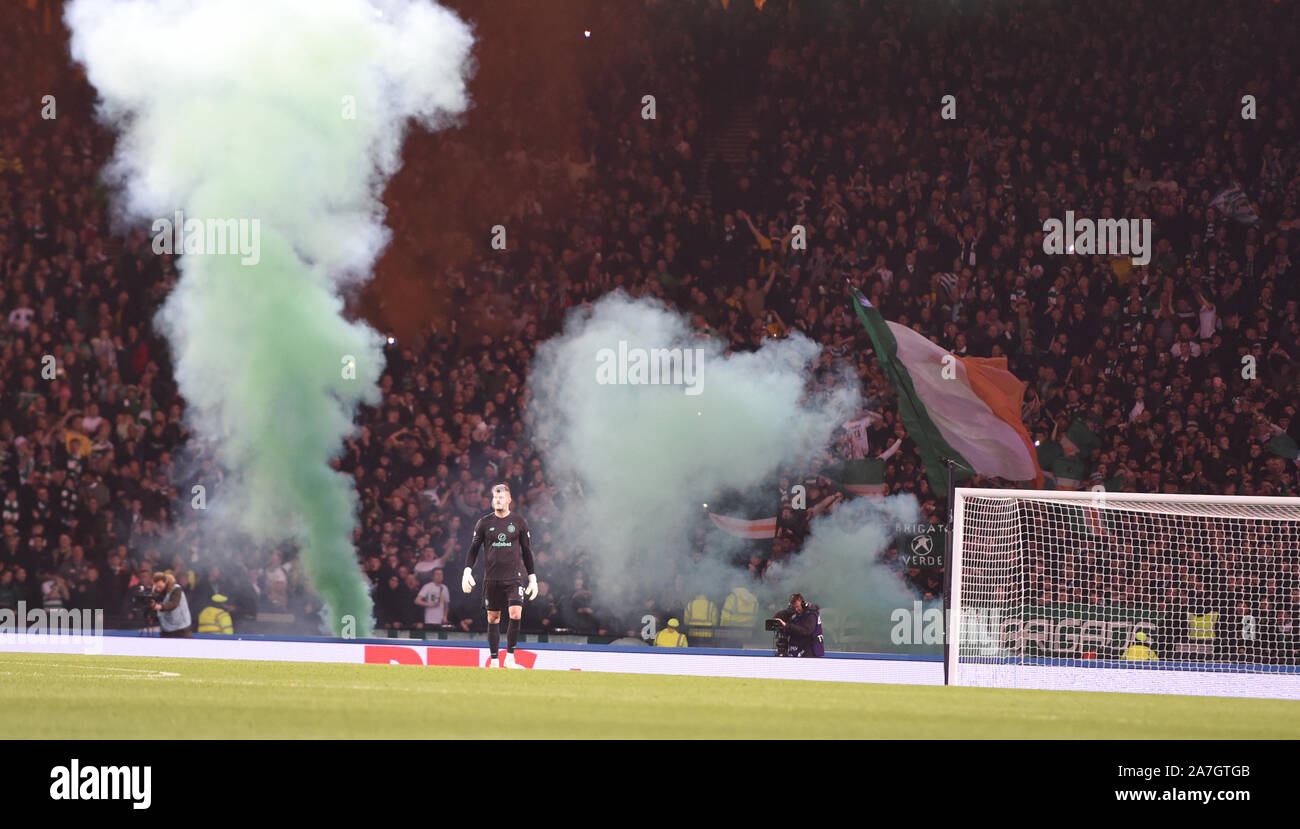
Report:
1121,644,1157,661
1188,612,1218,639
197,605,233,635
655,628,688,647
720,587,758,628
683,596,718,637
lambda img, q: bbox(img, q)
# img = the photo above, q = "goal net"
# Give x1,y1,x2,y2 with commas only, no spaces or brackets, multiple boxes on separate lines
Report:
948,488,1300,699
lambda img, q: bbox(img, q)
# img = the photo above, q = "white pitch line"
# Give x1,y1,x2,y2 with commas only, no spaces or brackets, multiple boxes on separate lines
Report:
0,658,180,677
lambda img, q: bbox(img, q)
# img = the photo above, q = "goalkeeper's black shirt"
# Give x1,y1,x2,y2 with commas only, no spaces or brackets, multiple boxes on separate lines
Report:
466,511,535,582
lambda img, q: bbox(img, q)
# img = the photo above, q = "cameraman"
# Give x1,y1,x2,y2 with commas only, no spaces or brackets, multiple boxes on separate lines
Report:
124,567,158,630
773,593,824,657
152,572,193,638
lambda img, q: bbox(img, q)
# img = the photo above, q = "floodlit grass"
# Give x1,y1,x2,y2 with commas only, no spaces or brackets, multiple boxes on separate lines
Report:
1,653,1295,739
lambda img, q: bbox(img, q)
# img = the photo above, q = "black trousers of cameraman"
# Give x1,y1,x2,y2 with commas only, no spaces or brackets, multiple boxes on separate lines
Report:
160,628,193,638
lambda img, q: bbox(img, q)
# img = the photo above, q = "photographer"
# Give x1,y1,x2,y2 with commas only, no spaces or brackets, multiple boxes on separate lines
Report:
151,572,193,638
772,593,824,658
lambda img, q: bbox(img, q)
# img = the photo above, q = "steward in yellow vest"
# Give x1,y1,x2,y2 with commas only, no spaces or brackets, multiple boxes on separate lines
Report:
1121,631,1157,661
720,586,758,629
1188,611,1218,641
654,618,689,647
683,594,719,639
197,594,234,635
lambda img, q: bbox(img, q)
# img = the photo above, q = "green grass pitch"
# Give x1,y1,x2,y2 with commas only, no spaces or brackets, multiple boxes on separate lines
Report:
2,653,1297,739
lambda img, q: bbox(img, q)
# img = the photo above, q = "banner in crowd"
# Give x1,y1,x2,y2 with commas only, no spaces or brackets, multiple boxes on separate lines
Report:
961,602,1160,659
708,513,777,539
821,457,887,496
959,601,1282,663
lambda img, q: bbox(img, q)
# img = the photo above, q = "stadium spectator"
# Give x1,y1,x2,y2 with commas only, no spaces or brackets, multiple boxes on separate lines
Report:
0,568,19,610
412,546,444,582
374,575,405,630
520,579,560,633
72,564,103,612
414,567,450,627
566,574,603,635
259,551,291,613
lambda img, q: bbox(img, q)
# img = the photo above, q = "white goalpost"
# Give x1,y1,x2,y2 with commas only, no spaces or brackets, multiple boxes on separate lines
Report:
947,488,1300,699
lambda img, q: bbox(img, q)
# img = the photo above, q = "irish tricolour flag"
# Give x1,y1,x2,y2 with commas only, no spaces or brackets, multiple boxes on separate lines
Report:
849,287,1043,495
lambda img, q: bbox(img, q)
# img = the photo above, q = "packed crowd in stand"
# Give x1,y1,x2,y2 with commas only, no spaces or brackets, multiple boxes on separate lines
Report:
2,1,1297,645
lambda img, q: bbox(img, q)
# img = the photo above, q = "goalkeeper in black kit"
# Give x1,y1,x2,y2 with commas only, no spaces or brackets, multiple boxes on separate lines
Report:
463,483,538,668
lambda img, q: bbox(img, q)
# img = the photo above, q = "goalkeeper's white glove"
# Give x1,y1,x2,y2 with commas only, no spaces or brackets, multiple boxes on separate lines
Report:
525,574,538,601
461,567,475,594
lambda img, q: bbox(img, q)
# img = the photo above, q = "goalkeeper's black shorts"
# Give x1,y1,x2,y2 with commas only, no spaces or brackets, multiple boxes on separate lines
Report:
484,578,524,612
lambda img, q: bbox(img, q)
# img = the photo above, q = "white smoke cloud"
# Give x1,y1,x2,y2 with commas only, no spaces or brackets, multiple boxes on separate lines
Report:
525,291,924,644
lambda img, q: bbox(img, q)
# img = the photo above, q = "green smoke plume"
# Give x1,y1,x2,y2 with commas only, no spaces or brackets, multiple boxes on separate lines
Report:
67,0,474,634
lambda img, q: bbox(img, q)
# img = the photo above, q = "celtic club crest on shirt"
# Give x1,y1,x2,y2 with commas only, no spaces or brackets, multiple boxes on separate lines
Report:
507,524,515,533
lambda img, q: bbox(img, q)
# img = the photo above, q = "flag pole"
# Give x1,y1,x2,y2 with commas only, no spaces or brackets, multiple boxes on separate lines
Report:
845,280,965,683
942,456,957,686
